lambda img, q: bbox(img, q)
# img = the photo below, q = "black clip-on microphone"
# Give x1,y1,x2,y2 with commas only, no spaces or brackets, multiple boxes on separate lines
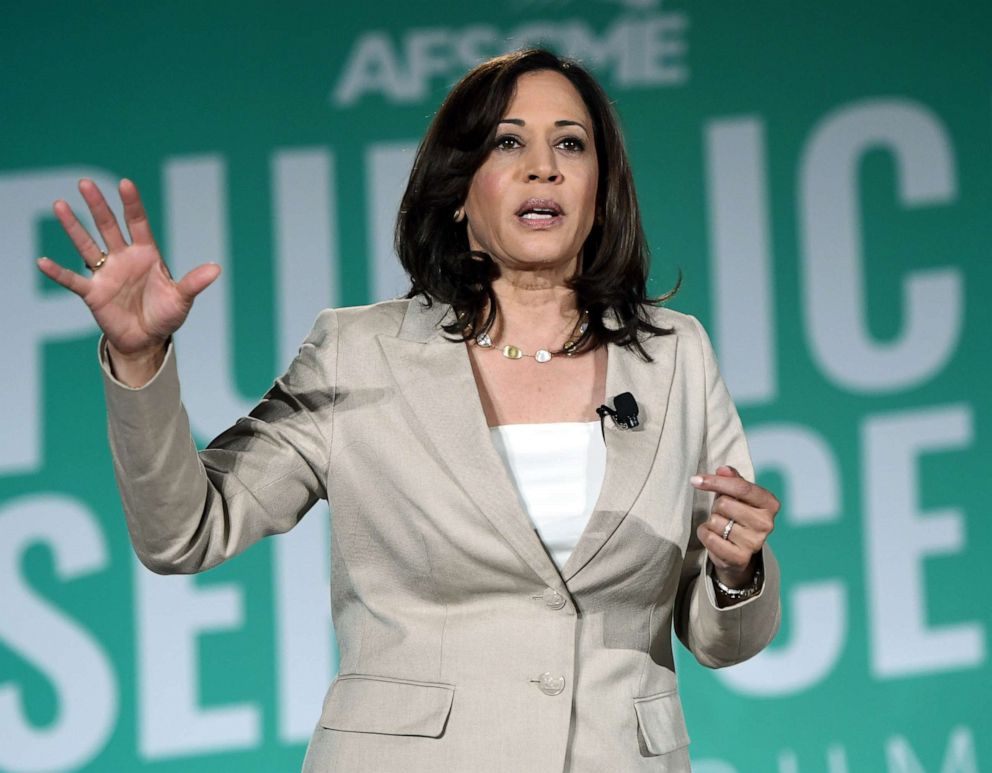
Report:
596,392,640,436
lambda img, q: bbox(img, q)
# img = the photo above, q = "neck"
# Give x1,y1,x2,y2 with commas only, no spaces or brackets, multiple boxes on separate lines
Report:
487,271,582,348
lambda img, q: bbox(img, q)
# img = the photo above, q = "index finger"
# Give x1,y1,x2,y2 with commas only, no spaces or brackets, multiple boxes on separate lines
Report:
690,471,777,509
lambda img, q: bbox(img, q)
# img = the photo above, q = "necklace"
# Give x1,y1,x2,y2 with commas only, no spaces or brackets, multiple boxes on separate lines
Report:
474,312,589,364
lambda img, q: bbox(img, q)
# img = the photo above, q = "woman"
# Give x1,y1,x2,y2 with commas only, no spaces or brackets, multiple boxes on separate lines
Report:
37,49,780,772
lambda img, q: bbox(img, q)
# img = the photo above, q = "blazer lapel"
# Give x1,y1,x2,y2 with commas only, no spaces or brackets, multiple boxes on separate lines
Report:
377,300,565,589
561,331,678,582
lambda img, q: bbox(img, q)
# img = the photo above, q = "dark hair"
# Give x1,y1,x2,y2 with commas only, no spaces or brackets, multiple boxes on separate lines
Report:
395,48,676,358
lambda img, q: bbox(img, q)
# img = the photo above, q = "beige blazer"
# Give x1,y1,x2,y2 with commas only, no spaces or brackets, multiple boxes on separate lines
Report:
102,298,781,773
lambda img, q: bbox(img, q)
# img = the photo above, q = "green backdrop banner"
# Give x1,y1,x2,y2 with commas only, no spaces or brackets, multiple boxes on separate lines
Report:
2,2,989,771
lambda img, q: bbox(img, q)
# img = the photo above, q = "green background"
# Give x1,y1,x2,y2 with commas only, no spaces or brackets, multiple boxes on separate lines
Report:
1,1,989,770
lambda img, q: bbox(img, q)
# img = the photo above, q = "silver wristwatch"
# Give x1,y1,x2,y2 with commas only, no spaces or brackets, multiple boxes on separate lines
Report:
713,566,763,601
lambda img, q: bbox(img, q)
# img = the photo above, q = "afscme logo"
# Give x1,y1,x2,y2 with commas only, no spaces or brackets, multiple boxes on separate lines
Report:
331,12,690,106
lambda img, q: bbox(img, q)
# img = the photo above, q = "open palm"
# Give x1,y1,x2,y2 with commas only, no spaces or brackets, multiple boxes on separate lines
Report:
37,178,220,357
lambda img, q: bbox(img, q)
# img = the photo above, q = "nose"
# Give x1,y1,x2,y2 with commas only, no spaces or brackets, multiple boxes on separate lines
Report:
525,144,560,183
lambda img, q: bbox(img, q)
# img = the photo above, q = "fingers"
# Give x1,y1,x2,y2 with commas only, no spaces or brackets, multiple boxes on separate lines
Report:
703,511,765,554
712,491,774,534
119,178,155,246
176,262,222,302
78,179,128,252
36,257,92,298
53,198,106,268
696,521,753,570
691,466,779,575
691,468,779,512
53,177,161,270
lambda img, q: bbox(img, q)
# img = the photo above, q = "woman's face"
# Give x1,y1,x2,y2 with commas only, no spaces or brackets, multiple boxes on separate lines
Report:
462,70,599,277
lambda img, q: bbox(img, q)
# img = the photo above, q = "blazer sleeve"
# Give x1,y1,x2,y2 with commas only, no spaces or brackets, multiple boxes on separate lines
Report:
101,309,338,574
673,315,782,668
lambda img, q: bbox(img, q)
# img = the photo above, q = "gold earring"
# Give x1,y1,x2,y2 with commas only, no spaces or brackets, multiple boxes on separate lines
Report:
453,207,465,223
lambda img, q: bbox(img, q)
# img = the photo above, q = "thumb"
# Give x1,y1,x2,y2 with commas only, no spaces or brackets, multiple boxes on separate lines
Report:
715,465,740,478
176,262,222,302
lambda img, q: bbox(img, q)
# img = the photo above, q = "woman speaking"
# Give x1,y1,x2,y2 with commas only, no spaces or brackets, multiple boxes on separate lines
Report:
37,48,781,772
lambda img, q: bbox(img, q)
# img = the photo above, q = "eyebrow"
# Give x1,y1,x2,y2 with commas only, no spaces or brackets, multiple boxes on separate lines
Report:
499,118,589,131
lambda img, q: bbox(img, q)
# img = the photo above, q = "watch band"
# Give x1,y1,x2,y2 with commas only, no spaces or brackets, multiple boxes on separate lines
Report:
713,565,763,601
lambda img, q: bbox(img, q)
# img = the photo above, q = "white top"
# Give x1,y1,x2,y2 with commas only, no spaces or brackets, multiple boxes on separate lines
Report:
489,421,607,571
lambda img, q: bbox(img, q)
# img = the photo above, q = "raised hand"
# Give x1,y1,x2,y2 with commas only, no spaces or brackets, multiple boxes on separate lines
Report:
36,178,220,384
691,465,779,592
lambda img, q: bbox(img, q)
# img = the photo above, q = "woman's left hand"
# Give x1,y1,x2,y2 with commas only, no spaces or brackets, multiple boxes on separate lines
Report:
690,465,779,589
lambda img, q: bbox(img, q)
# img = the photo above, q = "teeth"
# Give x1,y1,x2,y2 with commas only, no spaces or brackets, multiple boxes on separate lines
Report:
521,211,556,219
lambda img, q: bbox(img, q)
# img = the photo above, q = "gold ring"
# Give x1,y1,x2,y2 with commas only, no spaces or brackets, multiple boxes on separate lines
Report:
90,252,108,272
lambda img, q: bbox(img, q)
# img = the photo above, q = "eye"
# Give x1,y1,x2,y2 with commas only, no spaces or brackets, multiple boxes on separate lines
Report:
556,136,586,153
494,134,522,151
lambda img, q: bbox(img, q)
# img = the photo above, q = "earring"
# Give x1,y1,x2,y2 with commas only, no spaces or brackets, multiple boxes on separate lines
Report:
453,207,465,223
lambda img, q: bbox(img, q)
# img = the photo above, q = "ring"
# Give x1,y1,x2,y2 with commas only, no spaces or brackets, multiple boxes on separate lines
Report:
89,251,108,272
721,519,735,540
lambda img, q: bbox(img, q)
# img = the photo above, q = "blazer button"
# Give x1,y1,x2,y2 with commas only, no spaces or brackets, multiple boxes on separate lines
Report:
531,672,566,696
542,588,566,609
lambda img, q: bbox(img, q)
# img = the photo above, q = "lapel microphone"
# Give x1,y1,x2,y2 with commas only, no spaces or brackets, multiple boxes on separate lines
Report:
596,392,640,430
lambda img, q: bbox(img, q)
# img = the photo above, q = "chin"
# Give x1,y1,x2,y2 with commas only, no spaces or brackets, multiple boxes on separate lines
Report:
506,241,582,266
498,253,578,273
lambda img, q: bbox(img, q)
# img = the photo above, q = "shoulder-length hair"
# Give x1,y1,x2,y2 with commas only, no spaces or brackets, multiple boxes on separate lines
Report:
395,48,675,358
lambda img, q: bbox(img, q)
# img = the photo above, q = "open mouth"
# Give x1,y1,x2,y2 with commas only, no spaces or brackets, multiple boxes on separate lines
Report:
516,198,563,221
